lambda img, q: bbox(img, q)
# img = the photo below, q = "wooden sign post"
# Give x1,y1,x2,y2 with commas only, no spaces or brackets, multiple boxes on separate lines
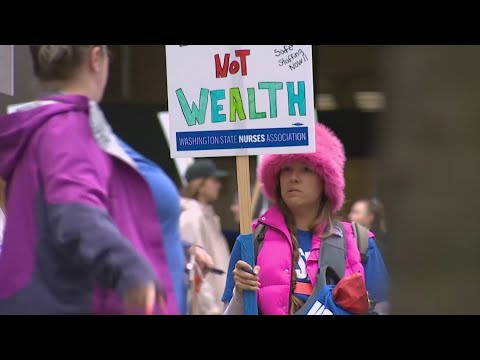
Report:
236,155,256,313
165,45,316,314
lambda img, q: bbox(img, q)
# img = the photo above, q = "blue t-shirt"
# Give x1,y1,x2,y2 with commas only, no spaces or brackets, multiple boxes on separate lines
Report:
117,137,187,314
294,229,313,303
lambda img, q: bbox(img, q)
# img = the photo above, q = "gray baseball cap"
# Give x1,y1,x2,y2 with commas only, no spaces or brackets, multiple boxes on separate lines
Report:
185,159,229,182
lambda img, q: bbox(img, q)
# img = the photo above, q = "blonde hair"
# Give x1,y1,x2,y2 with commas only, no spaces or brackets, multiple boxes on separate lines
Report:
275,183,334,314
29,45,103,82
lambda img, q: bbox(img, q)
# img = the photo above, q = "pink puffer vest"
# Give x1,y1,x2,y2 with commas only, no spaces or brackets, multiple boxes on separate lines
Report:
255,206,365,315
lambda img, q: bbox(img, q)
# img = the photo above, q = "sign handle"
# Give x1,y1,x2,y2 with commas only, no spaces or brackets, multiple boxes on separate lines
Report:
236,156,252,234
236,155,258,315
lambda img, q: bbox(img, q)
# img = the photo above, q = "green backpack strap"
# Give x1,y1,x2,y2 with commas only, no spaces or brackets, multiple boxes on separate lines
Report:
352,222,369,263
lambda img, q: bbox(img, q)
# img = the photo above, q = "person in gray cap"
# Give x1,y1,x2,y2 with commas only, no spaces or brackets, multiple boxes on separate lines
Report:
180,159,231,315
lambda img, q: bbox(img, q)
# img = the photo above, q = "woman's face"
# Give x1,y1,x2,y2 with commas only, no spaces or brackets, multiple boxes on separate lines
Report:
279,162,323,212
200,177,222,203
348,201,373,228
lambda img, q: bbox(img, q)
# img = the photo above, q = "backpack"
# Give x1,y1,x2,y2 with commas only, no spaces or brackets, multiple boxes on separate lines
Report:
252,220,370,315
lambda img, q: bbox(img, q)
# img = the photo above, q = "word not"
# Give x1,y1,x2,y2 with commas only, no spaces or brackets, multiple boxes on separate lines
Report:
215,49,251,78
175,81,306,127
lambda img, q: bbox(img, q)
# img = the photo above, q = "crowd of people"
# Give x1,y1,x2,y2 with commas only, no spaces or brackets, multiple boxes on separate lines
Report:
0,45,390,315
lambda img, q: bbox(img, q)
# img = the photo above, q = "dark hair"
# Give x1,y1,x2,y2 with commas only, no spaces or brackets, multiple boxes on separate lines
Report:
29,45,105,82
275,181,334,314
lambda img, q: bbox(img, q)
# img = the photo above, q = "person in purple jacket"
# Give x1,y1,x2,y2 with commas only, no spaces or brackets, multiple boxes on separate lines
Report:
0,45,178,315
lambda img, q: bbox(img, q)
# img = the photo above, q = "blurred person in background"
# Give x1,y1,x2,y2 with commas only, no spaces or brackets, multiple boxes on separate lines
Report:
348,198,387,258
223,192,240,252
180,159,231,314
116,138,214,315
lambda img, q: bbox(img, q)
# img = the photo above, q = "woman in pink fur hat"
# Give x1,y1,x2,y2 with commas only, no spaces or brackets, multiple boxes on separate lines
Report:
222,123,390,315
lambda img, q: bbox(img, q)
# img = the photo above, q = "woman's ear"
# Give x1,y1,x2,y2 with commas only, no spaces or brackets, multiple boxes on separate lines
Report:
88,46,104,73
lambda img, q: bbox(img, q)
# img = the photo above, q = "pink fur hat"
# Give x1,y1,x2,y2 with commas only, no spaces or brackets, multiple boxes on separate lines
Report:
258,123,346,213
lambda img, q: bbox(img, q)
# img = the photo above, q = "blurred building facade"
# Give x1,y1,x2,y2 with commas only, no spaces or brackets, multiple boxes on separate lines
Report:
0,45,386,230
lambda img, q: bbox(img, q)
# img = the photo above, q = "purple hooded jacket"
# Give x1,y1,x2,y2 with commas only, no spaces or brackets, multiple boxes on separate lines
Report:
0,94,179,314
